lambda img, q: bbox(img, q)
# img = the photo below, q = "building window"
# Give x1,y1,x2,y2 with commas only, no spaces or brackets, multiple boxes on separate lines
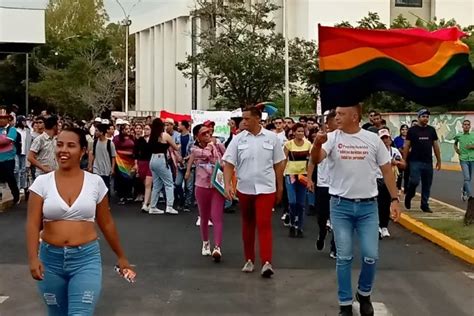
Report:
395,0,422,7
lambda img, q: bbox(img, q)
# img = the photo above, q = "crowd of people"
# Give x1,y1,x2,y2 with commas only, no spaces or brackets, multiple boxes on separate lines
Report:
0,102,470,316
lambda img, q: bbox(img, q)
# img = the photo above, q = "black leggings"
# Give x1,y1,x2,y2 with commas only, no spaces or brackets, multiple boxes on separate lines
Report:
0,159,19,202
315,186,336,251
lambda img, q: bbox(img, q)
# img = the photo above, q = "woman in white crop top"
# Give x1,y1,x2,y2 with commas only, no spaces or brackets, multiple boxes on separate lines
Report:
26,127,136,316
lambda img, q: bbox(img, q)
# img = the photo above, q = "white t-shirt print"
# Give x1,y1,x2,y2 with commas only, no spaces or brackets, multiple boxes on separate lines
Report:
322,129,391,199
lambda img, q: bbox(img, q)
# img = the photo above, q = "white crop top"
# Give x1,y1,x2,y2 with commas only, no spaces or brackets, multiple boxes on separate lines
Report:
29,171,108,222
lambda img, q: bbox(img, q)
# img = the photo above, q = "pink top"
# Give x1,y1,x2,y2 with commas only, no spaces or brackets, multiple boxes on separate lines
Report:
192,143,226,188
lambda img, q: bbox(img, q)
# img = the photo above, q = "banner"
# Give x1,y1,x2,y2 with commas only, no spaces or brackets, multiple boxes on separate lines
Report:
191,110,231,138
160,110,192,122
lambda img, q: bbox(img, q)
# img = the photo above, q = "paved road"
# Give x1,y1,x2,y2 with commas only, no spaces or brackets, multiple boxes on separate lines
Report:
0,201,473,316
429,169,468,210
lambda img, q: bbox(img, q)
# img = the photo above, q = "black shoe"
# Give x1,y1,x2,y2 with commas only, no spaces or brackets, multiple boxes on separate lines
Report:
356,293,374,316
339,305,353,316
316,238,325,251
289,226,296,238
296,229,304,238
283,214,290,227
421,206,433,213
404,195,411,210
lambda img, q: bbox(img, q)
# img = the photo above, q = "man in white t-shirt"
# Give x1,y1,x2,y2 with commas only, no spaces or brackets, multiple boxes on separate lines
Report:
273,117,287,147
311,105,401,316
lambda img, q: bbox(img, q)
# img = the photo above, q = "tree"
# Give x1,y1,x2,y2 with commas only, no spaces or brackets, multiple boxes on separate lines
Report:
177,0,317,109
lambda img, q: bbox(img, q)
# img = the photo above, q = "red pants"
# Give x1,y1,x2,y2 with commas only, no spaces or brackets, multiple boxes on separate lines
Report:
237,191,276,264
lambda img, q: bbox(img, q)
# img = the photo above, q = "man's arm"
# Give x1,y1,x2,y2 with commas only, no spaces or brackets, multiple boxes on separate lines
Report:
454,137,460,155
402,139,411,161
273,160,286,204
380,163,401,222
223,162,236,200
433,140,441,170
27,150,49,173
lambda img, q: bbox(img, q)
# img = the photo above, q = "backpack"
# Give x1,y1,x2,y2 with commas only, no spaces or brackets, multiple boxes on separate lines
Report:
93,138,113,162
6,126,22,155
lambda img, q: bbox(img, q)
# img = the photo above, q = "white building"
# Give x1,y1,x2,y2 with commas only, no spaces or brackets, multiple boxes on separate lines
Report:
130,0,474,115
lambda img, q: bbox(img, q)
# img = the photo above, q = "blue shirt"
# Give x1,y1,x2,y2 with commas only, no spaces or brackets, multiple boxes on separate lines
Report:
0,125,17,162
180,134,191,158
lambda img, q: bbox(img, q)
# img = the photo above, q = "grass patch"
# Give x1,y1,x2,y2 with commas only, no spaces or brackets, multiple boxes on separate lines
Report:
420,218,474,249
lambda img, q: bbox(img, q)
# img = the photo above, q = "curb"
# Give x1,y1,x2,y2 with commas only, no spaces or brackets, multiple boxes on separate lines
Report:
398,213,474,264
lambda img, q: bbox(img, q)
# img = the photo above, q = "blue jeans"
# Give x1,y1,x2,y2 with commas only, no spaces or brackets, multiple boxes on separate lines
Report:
14,154,27,189
330,197,379,306
175,167,194,207
406,161,434,209
38,240,102,316
460,160,474,197
150,154,174,208
285,175,307,229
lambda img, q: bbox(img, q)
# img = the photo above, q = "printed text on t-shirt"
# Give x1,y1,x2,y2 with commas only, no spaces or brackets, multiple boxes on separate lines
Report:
337,143,369,160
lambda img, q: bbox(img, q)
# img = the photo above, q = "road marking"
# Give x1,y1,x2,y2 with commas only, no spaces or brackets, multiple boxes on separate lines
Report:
353,302,392,316
415,193,466,214
0,296,9,304
463,272,474,280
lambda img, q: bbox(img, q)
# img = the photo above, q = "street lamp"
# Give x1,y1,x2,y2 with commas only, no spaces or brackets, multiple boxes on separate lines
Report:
115,0,141,114
283,0,290,117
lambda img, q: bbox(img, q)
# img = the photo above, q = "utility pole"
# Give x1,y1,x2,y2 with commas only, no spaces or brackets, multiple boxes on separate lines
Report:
25,53,29,115
283,0,290,117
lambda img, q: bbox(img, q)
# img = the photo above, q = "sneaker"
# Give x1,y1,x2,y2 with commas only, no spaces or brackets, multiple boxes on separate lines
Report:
289,226,296,238
141,204,149,213
118,198,126,205
241,260,254,273
378,227,383,240
261,261,274,278
208,220,213,227
355,292,374,316
381,227,391,238
326,220,332,231
201,241,211,256
134,195,144,202
212,246,222,262
148,207,164,215
282,214,290,227
461,190,469,202
404,195,411,210
196,216,201,226
329,251,337,259
280,213,286,220
421,206,433,213
296,229,304,238
166,207,179,215
316,238,325,251
183,206,191,212
339,305,353,316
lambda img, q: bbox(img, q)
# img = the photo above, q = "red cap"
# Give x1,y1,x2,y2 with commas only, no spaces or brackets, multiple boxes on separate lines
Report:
203,120,215,127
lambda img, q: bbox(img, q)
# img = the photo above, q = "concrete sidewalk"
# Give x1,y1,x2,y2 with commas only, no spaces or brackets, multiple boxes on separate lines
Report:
399,194,474,264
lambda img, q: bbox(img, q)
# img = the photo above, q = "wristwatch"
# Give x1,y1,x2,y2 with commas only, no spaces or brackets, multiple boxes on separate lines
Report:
391,197,400,203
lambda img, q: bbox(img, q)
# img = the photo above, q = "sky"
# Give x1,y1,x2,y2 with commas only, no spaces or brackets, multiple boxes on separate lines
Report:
0,0,186,22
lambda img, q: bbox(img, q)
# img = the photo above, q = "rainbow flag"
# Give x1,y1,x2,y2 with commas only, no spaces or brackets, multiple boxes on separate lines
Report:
318,25,474,108
115,154,135,179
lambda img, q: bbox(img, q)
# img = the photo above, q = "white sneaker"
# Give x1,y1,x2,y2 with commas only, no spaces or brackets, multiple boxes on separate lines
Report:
381,227,391,238
202,241,211,256
166,207,179,215
141,204,149,213
280,213,286,220
208,220,213,227
241,260,254,273
196,216,201,226
212,246,222,262
148,207,164,215
261,261,274,278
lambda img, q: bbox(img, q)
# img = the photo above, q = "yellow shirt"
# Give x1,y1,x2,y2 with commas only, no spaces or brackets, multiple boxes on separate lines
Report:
284,139,311,175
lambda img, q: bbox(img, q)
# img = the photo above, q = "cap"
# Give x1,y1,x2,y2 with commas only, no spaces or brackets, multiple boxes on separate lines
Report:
123,120,130,125
164,118,175,124
115,118,125,125
378,128,391,139
417,109,430,117
101,119,110,125
94,117,102,123
203,120,215,127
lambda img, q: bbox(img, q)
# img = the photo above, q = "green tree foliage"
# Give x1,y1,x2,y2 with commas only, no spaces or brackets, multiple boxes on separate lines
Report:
176,0,317,109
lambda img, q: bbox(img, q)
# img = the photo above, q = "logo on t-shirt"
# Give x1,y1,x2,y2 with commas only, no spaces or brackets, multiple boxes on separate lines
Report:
337,143,369,160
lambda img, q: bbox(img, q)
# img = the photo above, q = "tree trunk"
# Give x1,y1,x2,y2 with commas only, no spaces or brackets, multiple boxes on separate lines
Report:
465,197,474,226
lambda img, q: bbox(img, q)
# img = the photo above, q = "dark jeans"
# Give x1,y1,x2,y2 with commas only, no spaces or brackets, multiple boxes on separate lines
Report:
315,186,336,251
377,179,391,228
0,159,20,202
403,161,410,192
406,161,433,209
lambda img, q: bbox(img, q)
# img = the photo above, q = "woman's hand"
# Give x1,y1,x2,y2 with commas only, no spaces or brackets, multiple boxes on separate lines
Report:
307,179,314,192
29,257,44,280
117,257,136,281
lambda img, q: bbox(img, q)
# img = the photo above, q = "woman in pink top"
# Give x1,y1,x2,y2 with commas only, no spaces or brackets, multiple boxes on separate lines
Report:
186,125,226,262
